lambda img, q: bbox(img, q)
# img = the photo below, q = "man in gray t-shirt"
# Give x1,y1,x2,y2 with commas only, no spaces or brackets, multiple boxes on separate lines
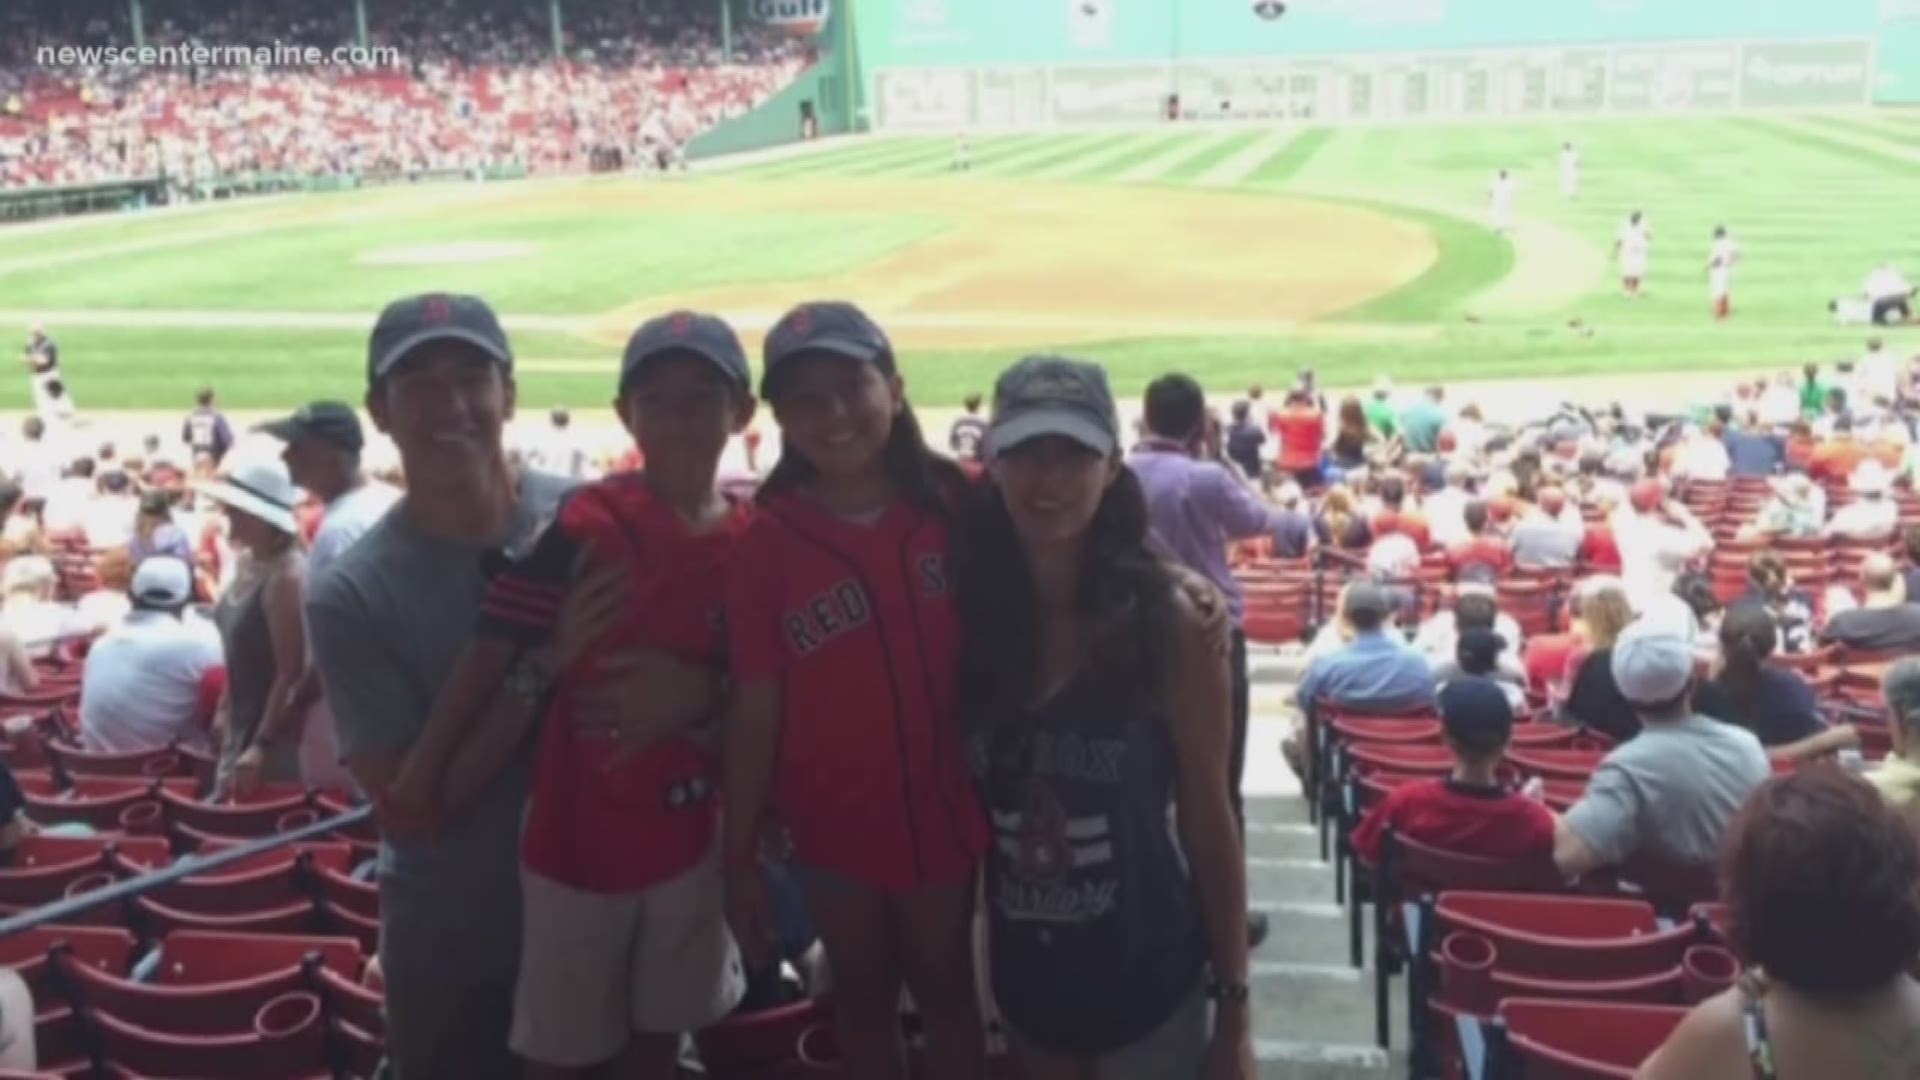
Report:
307,293,572,1080
1555,619,1770,876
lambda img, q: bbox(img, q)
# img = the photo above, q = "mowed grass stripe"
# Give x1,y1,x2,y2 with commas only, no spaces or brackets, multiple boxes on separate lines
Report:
1154,131,1265,184
1115,132,1236,182
1817,114,1920,146
743,137,939,177
880,134,1059,178
1733,117,1920,173
1031,132,1182,181
969,132,1113,178
1244,127,1333,184
817,137,985,178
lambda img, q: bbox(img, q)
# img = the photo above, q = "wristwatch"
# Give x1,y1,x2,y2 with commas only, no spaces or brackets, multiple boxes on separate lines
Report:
504,654,555,706
1205,978,1251,1004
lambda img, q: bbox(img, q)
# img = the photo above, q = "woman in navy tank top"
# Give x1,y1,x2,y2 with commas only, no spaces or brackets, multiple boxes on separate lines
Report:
956,356,1255,1079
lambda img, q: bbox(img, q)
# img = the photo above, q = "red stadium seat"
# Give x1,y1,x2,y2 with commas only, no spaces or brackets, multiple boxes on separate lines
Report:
696,997,833,1080
45,743,190,782
1491,997,1688,1080
1505,748,1607,781
55,930,362,1036
160,786,318,845
0,924,137,1018
89,991,332,1078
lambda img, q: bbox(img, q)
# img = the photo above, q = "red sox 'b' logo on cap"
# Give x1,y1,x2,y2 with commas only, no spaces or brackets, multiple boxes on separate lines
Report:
671,312,694,337
422,295,454,325
785,307,813,340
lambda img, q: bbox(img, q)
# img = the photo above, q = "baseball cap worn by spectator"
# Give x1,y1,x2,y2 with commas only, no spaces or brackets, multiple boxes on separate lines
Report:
130,557,193,608
196,459,302,536
1612,619,1696,706
260,402,365,452
620,310,751,395
758,301,895,401
986,356,1120,460
1456,627,1508,675
366,293,513,384
1438,676,1514,755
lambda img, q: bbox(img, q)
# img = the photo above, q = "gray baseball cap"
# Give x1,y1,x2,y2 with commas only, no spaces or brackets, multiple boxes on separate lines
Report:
759,300,896,401
987,356,1120,459
620,311,750,395
366,293,512,384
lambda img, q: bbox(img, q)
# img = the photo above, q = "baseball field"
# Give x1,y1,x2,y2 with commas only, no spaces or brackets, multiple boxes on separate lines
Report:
6,110,1917,412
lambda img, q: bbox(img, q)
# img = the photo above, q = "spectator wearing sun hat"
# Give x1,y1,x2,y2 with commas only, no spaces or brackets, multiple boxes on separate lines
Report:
1553,618,1770,877
198,457,308,800
79,557,223,755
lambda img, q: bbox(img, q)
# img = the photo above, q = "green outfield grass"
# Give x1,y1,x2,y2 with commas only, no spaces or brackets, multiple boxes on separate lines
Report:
3,110,1916,410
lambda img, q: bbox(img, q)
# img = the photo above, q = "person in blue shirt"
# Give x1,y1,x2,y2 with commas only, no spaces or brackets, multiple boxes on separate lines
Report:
1295,580,1436,724
1722,411,1786,478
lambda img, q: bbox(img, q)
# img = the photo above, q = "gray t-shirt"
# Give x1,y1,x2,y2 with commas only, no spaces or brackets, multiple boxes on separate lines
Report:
306,471,572,986
1563,712,1770,868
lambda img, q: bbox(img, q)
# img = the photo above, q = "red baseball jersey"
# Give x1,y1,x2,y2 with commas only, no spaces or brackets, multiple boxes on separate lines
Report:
478,475,750,893
1349,778,1555,866
728,492,987,893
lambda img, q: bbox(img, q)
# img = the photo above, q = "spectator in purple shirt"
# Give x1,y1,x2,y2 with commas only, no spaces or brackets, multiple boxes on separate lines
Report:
1128,373,1281,947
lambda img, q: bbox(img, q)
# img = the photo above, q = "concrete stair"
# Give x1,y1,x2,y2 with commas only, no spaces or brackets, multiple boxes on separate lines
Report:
1245,666,1405,1079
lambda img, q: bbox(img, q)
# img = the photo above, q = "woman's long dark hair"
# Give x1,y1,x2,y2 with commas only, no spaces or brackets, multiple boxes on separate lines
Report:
956,464,1176,736
758,388,967,519
1719,603,1777,721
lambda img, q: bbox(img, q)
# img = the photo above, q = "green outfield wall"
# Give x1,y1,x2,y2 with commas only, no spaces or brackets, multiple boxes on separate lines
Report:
860,0,1920,127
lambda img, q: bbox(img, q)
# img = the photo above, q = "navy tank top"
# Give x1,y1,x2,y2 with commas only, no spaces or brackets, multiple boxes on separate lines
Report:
976,668,1207,1056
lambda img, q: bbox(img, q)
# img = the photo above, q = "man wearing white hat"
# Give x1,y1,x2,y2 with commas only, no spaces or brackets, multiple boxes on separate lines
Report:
196,456,308,800
1552,619,1769,877
79,557,222,755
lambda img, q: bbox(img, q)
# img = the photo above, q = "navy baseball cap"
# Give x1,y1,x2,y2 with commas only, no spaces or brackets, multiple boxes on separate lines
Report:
620,311,750,396
759,301,896,401
988,356,1121,459
260,401,364,452
1438,677,1515,754
367,293,512,384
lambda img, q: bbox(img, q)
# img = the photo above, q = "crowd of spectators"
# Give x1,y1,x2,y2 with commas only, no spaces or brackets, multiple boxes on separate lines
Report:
0,0,810,187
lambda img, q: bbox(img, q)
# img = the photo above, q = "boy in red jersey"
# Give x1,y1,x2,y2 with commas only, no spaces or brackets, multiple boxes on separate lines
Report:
382,311,755,1079
1350,676,1555,865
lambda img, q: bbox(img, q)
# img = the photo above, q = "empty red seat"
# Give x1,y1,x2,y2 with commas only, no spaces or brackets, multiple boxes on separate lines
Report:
0,924,136,1017
161,786,318,845
57,929,361,1035
1506,748,1607,781
88,990,331,1078
1493,997,1688,1079
45,743,190,782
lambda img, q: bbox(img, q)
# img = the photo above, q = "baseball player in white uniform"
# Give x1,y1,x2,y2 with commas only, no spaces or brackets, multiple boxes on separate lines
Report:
1489,169,1517,234
1615,211,1652,298
1560,142,1579,199
1707,226,1739,320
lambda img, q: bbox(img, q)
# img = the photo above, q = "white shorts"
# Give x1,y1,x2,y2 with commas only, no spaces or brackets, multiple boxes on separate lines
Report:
1622,256,1647,279
509,841,746,1068
1710,270,1731,299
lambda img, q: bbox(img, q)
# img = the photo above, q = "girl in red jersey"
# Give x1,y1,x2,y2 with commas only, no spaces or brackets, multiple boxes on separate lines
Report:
724,301,988,1080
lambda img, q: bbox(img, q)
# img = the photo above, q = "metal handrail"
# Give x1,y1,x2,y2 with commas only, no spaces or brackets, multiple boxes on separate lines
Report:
0,804,375,938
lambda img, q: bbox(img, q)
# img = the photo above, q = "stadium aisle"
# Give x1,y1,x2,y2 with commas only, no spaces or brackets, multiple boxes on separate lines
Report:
1246,655,1401,1078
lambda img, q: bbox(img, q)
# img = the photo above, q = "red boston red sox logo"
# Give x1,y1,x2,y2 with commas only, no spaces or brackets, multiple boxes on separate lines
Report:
422,295,454,325
671,312,694,337
786,307,812,339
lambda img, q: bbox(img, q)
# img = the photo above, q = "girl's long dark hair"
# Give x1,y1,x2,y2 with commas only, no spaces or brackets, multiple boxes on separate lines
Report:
758,395,968,519
1718,603,1777,721
956,464,1176,736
